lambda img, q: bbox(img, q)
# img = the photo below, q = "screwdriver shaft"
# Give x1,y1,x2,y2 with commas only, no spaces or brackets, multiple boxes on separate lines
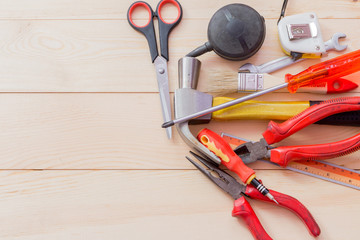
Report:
163,83,289,128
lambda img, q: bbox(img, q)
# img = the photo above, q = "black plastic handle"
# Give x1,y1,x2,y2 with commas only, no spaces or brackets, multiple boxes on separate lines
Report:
127,1,158,62
155,0,183,61
310,101,360,126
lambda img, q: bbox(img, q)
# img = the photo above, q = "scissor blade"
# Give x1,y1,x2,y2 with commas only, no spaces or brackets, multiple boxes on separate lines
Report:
154,56,172,139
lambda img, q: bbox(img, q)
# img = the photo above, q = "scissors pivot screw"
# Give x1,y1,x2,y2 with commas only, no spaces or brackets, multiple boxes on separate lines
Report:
158,68,165,74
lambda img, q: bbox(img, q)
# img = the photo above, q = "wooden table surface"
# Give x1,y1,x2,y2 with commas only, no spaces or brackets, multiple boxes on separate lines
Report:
0,0,359,239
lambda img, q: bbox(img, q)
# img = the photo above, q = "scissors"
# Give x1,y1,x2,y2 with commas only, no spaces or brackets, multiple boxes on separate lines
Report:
127,0,183,139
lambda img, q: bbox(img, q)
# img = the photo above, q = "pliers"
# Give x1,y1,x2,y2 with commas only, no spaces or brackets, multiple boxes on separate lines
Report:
186,151,321,240
234,97,360,167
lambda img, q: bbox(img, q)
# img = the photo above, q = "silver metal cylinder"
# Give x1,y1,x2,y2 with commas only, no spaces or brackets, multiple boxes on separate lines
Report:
178,57,201,89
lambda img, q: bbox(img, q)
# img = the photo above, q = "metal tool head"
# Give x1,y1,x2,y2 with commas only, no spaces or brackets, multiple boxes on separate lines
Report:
238,33,347,74
186,151,244,199
238,56,303,74
324,32,347,52
238,63,260,73
175,57,221,165
234,138,271,164
175,57,212,124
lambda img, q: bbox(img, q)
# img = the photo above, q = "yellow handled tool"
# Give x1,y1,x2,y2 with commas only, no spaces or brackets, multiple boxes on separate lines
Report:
212,97,309,120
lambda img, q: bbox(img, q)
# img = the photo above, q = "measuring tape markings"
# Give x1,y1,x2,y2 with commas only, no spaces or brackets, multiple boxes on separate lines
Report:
221,133,360,190
288,161,360,189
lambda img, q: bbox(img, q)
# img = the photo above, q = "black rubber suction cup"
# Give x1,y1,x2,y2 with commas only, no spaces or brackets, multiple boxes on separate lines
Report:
187,3,266,61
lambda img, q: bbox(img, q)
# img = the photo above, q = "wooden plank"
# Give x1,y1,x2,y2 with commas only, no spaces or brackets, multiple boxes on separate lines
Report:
0,0,358,19
0,93,358,170
0,1,357,239
0,170,357,240
0,19,358,92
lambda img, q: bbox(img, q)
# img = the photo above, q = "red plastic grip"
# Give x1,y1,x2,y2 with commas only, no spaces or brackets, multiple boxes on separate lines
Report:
326,78,358,94
232,197,272,240
271,132,360,167
286,49,360,93
263,97,360,145
245,185,321,237
197,128,255,184
128,2,153,28
157,0,182,24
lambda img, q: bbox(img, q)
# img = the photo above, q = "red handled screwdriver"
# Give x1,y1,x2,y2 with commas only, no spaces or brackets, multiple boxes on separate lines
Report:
197,128,278,204
163,49,360,128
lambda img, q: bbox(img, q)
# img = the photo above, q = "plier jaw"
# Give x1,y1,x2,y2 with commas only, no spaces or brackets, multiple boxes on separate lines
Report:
186,151,244,200
234,138,271,164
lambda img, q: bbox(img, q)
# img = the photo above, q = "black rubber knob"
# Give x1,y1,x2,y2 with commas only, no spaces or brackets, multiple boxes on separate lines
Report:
207,4,266,61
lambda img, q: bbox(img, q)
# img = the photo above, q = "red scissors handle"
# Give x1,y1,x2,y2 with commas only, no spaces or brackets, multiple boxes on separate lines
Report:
155,0,182,61
128,1,154,28
127,0,182,62
127,1,158,62
156,0,182,24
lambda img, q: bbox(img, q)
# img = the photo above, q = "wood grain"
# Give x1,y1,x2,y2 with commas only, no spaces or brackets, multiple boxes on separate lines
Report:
0,170,358,240
0,0,358,239
0,93,358,170
0,0,358,19
0,19,358,92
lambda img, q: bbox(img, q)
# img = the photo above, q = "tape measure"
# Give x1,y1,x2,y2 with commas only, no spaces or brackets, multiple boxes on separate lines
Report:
221,133,360,190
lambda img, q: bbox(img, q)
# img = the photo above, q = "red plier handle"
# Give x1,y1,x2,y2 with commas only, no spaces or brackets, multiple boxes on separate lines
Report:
271,133,360,167
233,185,321,240
187,153,321,240
263,97,360,145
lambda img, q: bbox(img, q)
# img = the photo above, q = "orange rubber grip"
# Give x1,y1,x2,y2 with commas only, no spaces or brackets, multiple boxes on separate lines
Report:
286,49,360,93
197,128,255,184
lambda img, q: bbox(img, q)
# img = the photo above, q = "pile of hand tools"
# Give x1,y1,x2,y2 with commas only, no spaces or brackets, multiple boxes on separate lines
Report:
128,1,360,239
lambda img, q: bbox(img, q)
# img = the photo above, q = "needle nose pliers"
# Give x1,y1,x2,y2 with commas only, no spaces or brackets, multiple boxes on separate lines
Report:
186,151,321,240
